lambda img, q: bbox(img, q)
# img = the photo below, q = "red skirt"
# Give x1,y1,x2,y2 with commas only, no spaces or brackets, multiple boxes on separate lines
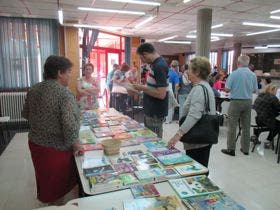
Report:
29,141,78,203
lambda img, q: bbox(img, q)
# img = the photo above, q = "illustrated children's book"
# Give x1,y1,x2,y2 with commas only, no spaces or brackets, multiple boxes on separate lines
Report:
79,126,96,144
181,192,246,210
143,140,167,151
168,175,220,199
174,163,209,176
83,164,115,177
151,148,181,157
130,183,160,198
113,163,137,174
88,173,122,190
80,143,103,151
119,173,139,186
134,168,165,181
123,196,183,210
156,152,193,165
82,156,108,169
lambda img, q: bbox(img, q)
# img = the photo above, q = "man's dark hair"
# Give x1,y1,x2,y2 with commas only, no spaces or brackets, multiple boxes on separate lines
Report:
43,55,73,80
136,43,155,55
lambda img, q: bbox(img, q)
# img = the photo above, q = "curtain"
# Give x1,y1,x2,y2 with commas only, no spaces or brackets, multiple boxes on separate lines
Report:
125,37,131,65
222,51,228,71
0,17,58,89
81,28,99,67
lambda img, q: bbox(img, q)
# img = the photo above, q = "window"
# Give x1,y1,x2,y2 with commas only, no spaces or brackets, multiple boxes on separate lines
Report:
209,51,217,68
228,50,234,73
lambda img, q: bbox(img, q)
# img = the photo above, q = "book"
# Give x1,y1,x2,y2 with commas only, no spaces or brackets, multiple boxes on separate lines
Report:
83,164,115,177
136,163,162,171
88,173,122,189
130,128,157,138
123,196,182,210
151,148,181,157
113,132,133,140
130,183,160,198
168,175,220,198
80,144,103,151
109,156,133,164
113,163,137,174
174,163,209,176
82,156,108,169
181,192,246,210
143,140,167,150
132,153,158,165
134,168,165,181
79,126,96,144
156,153,193,165
125,149,144,156
161,168,180,179
119,173,139,186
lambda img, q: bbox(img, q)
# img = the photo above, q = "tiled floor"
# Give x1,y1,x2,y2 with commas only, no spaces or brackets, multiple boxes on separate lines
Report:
0,122,280,210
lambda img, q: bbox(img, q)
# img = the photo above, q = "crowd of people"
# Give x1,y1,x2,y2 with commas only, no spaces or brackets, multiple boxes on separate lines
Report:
22,43,279,206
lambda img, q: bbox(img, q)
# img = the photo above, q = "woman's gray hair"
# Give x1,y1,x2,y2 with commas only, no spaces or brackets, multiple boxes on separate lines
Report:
238,55,250,67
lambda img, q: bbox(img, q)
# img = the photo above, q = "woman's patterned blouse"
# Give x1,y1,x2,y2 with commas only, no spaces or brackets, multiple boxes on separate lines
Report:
22,80,80,151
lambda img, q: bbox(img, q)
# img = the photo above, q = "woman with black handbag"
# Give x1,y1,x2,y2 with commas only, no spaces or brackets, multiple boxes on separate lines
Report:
168,57,217,167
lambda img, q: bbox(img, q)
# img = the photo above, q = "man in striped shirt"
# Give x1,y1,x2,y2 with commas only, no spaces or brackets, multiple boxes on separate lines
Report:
133,43,169,138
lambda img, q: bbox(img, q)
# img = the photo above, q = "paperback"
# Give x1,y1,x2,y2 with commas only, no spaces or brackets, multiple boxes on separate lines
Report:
79,126,96,144
181,192,246,210
168,175,220,198
143,140,167,150
174,163,209,176
156,153,193,165
82,156,108,169
161,168,180,179
113,163,137,174
130,183,160,198
83,164,115,177
88,173,122,189
123,196,182,210
119,173,139,186
134,168,165,181
151,148,181,157
80,144,103,151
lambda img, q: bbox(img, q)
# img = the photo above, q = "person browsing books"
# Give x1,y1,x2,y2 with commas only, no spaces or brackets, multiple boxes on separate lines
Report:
22,55,83,205
168,57,216,167
132,43,169,138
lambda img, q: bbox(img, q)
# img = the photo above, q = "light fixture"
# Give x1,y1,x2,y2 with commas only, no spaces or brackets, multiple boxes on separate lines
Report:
186,35,221,40
211,24,223,29
242,22,280,28
73,24,122,31
246,28,280,36
211,33,233,37
254,46,268,49
183,0,192,3
163,40,191,44
58,9,63,25
135,16,155,28
270,9,280,14
104,0,160,6
186,35,196,38
78,7,145,15
267,44,280,48
270,15,280,20
158,35,178,42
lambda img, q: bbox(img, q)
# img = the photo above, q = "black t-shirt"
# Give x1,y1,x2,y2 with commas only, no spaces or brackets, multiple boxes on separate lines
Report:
143,57,169,118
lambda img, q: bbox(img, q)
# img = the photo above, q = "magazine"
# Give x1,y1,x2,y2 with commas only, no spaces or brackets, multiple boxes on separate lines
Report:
168,175,220,198
123,196,182,210
181,192,246,210
130,183,160,198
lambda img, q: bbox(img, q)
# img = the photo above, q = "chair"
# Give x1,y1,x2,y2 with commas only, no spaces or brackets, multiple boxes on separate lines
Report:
250,116,270,152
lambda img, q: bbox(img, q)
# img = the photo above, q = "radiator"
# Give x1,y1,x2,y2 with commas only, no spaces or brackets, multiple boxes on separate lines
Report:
0,92,27,122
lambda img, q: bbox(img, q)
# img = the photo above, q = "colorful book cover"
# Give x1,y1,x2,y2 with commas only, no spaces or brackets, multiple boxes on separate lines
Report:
125,150,144,156
110,125,127,134
88,173,122,189
136,163,162,171
134,168,165,181
151,148,181,157
132,153,158,165
93,126,111,133
82,156,108,169
174,163,209,176
168,175,220,198
130,183,160,198
119,173,139,186
80,143,103,151
182,192,246,210
113,163,137,174
123,196,182,210
143,140,167,150
130,128,157,138
83,164,115,177
79,126,96,144
120,139,140,147
161,168,180,179
94,131,114,138
109,156,133,164
157,153,193,165
113,132,133,140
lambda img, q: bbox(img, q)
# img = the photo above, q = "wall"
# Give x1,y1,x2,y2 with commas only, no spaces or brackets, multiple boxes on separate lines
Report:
130,37,141,82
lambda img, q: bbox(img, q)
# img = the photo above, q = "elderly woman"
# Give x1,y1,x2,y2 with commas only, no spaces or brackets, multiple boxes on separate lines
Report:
77,63,100,110
22,55,83,204
168,57,216,167
254,84,280,148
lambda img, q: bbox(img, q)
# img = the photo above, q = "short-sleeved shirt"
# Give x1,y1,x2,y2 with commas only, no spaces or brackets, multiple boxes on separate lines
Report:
225,67,257,99
143,57,169,118
168,69,179,93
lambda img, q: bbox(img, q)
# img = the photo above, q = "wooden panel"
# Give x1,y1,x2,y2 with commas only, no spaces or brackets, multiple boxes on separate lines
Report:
64,26,79,96
130,37,141,83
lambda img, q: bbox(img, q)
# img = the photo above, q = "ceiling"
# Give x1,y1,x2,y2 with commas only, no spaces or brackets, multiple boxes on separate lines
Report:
1,0,280,53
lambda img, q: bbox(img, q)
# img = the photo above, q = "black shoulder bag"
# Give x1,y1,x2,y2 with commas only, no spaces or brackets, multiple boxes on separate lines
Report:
179,84,219,144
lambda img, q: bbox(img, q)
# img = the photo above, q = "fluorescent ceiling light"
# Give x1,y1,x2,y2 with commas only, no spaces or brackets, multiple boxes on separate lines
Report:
246,28,280,36
158,35,178,42
58,9,63,25
211,24,223,29
270,15,280,20
243,22,280,28
104,0,160,6
186,35,196,38
211,33,233,37
78,7,145,15
73,24,122,31
135,16,155,28
267,44,280,48
183,0,192,3
254,46,268,49
163,40,191,44
270,9,280,14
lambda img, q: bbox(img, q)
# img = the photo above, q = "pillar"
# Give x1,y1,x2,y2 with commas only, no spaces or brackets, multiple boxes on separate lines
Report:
196,8,212,58
232,43,242,70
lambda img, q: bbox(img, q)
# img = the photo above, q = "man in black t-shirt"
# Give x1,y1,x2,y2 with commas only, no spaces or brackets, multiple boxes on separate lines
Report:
133,43,169,138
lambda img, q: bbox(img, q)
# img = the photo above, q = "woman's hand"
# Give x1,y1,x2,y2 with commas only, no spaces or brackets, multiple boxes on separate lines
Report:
73,143,84,156
168,133,181,148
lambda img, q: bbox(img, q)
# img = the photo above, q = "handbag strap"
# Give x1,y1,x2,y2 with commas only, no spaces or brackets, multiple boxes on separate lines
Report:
197,84,210,113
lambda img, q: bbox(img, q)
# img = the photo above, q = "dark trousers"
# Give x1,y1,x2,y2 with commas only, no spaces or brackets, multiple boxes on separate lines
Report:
185,145,212,167
111,93,128,113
